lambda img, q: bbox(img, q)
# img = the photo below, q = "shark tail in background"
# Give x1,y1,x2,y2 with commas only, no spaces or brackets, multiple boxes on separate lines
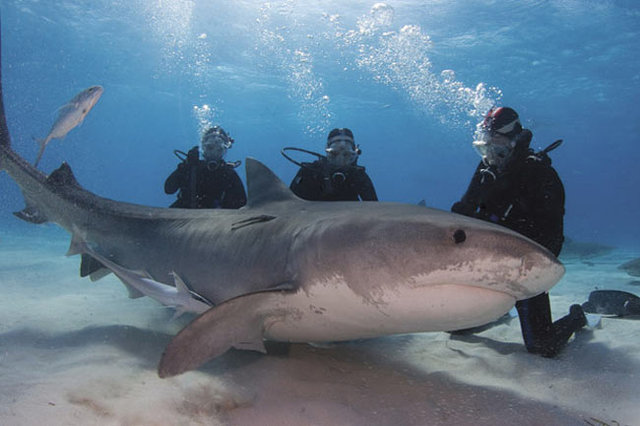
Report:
0,21,51,224
0,21,11,158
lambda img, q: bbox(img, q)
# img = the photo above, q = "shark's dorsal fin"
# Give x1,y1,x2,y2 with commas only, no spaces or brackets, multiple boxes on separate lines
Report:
245,157,301,207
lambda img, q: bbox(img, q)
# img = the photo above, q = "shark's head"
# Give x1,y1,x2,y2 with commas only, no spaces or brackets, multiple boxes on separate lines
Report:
389,209,565,301
290,204,564,332
302,205,563,298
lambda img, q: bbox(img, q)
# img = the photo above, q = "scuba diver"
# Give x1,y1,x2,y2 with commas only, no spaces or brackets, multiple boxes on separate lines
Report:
451,106,589,357
165,125,247,209
284,128,378,201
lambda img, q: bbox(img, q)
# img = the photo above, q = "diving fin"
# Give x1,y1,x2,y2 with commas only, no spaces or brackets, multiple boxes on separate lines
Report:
582,290,640,317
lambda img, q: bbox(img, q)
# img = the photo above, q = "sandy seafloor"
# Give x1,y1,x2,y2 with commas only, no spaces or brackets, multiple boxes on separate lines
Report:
0,224,638,426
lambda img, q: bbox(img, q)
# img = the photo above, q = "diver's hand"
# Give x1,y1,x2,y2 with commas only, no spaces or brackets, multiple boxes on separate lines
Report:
187,146,200,165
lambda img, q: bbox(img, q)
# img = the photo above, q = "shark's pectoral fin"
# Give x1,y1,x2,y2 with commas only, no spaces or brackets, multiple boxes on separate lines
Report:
158,291,288,378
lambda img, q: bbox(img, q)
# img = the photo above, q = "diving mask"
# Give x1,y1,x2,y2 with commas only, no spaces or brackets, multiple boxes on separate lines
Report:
326,140,358,167
472,125,516,169
201,136,231,162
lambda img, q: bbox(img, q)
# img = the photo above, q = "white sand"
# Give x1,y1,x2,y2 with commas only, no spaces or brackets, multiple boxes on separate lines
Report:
0,225,638,425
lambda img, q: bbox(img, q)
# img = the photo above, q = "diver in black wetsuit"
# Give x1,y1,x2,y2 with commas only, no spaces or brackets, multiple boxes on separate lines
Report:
165,126,247,209
288,128,378,202
452,107,587,357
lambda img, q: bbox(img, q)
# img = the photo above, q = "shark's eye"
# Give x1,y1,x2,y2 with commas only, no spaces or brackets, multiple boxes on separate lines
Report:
453,229,466,244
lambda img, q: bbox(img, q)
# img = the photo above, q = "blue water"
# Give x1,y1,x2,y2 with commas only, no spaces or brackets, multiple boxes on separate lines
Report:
0,1,638,248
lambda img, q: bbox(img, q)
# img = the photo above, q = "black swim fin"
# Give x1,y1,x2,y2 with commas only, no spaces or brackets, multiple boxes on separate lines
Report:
582,290,640,317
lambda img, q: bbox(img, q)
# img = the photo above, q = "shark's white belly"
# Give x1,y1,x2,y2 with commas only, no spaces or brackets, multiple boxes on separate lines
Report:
262,278,515,342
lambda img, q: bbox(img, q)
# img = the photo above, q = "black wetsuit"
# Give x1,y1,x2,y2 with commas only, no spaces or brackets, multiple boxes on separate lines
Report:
290,158,378,201
452,137,585,357
165,147,247,209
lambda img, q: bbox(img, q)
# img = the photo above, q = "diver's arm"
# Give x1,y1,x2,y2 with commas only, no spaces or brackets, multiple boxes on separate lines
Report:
357,171,378,201
519,165,565,256
290,165,322,201
451,163,484,216
221,170,247,209
165,147,198,195
164,164,187,194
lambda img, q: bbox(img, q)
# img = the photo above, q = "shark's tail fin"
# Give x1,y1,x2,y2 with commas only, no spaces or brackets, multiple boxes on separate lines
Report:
0,19,12,167
0,95,9,151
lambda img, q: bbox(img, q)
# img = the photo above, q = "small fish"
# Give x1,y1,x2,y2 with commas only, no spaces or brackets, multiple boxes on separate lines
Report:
35,85,103,167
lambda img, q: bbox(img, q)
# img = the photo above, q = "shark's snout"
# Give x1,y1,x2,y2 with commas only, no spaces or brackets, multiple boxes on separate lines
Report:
421,219,567,301
517,249,565,299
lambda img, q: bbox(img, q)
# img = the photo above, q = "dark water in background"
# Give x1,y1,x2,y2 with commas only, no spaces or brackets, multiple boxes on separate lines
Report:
0,0,638,248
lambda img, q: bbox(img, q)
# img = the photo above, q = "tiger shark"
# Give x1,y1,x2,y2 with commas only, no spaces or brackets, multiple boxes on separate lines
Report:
0,31,564,378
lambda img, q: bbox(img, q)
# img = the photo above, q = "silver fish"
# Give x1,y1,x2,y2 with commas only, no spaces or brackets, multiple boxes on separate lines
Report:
35,85,103,167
